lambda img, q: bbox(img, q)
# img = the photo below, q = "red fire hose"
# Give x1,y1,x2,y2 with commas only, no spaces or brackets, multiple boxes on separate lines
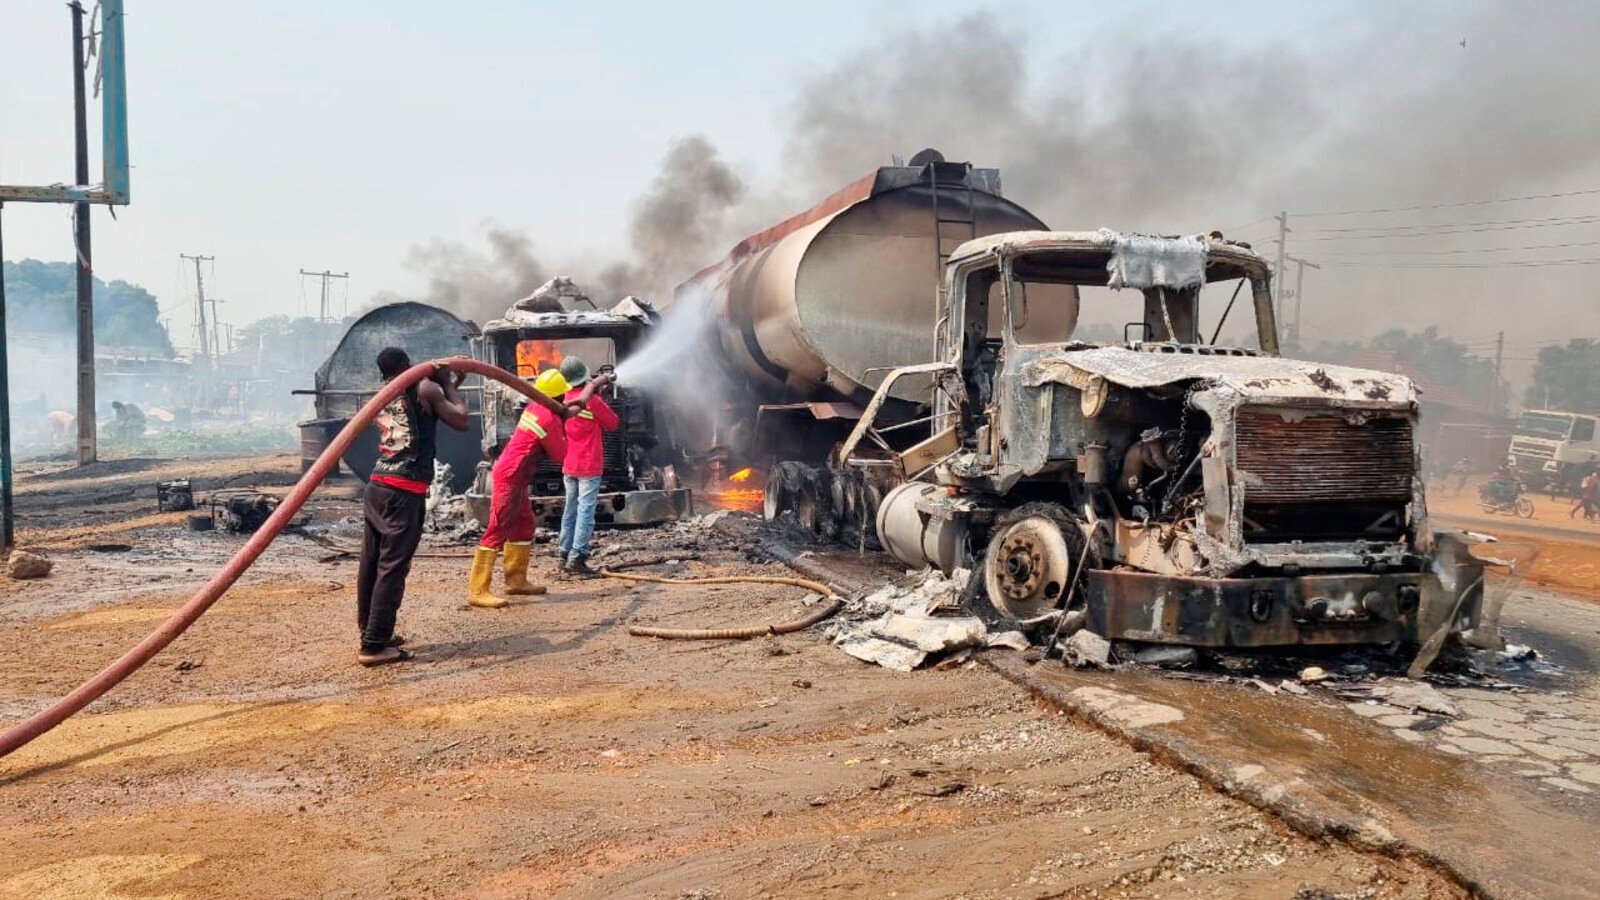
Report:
0,357,564,759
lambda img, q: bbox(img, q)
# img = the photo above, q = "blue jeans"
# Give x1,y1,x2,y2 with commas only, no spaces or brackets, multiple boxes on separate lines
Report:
559,475,602,559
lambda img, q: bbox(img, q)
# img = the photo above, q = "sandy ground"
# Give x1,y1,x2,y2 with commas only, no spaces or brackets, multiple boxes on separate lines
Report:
0,454,1461,899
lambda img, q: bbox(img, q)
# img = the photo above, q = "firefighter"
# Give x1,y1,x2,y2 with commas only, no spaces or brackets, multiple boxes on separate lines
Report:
470,369,610,607
470,369,570,609
556,357,619,576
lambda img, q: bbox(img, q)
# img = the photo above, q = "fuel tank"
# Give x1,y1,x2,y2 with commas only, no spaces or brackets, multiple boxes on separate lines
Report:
678,154,1070,409
305,301,483,491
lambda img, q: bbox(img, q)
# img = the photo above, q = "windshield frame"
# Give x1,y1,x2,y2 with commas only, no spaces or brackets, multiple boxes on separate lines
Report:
996,249,1272,352
1517,411,1575,440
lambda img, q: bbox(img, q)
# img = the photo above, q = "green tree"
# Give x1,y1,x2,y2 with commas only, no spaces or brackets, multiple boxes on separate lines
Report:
232,314,346,376
1,259,173,356
1307,327,1506,412
1525,339,1600,412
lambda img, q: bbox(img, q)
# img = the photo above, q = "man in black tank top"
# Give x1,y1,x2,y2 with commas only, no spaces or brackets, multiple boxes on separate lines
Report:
357,347,469,666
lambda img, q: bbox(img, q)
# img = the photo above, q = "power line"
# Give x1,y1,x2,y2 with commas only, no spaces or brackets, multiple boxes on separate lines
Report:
1322,238,1600,259
1321,256,1600,269
1296,217,1600,242
1297,213,1600,236
1291,186,1600,218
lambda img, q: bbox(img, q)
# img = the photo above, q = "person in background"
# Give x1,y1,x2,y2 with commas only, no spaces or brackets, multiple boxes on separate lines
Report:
1572,467,1600,521
557,357,619,576
470,368,570,609
356,348,468,666
110,401,146,442
47,410,75,443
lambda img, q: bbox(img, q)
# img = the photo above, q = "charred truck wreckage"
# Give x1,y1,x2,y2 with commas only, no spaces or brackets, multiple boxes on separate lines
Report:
301,284,690,530
674,152,1488,651
467,278,691,528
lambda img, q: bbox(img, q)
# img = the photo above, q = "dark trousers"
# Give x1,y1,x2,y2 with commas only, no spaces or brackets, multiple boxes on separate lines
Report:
357,481,425,652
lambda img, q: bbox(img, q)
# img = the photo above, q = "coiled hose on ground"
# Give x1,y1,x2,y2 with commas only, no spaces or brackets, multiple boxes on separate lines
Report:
0,357,569,759
606,571,844,639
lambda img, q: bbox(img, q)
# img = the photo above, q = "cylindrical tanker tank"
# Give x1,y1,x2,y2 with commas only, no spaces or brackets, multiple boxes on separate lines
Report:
678,155,1076,413
300,301,484,492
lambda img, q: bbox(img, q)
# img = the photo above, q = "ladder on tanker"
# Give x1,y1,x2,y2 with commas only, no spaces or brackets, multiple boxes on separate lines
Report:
929,161,978,279
928,160,978,367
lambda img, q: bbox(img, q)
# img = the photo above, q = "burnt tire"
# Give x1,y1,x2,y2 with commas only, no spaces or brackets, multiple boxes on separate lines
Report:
981,503,1100,622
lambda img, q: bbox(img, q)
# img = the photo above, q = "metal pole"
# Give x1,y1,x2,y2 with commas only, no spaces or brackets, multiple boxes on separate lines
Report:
1493,331,1504,414
181,253,214,406
1283,255,1319,353
0,203,14,548
71,1,96,465
1273,211,1288,322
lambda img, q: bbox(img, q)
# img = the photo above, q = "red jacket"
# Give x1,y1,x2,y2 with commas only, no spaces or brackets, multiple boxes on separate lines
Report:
561,389,618,478
492,402,565,483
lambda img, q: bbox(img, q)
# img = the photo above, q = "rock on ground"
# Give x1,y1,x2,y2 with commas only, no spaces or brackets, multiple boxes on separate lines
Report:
6,552,52,580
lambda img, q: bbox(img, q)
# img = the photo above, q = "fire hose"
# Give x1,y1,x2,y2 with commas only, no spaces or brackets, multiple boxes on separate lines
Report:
0,357,570,760
608,571,844,640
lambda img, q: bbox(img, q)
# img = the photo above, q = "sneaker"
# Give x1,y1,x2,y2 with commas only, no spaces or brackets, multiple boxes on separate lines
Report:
566,552,595,577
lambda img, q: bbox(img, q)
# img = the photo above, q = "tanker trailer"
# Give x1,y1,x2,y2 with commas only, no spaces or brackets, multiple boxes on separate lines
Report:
672,150,1074,536
296,301,484,493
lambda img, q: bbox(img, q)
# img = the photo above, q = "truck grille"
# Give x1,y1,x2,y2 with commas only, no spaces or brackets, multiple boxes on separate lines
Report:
1235,409,1414,542
1509,439,1553,459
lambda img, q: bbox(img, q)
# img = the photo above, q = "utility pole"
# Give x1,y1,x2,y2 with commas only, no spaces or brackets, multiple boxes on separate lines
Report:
1283,255,1320,352
1273,211,1289,323
180,254,214,405
1493,331,1505,414
299,269,349,322
0,203,13,548
207,296,225,364
71,1,96,465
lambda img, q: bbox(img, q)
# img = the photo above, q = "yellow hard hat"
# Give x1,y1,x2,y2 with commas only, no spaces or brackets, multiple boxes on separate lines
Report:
533,368,570,399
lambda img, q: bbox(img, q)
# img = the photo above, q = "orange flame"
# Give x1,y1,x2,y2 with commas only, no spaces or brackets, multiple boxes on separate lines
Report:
516,339,564,377
707,467,764,513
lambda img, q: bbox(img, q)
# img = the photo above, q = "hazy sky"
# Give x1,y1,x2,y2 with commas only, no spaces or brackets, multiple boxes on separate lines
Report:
3,0,1595,386
0,1,1303,335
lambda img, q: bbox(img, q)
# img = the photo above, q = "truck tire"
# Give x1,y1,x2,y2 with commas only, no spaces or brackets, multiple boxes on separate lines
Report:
982,503,1100,621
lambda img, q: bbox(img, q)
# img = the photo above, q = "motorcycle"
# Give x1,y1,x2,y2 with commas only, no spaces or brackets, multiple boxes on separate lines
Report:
1479,476,1535,518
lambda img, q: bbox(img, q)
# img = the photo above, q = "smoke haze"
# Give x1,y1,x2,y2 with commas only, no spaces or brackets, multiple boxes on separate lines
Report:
407,2,1600,370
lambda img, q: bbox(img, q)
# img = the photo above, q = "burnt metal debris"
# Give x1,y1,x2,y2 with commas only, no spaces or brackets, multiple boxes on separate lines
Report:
155,478,195,512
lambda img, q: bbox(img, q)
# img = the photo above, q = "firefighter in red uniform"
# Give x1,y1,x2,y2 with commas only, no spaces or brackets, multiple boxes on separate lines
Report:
469,368,608,607
557,357,621,575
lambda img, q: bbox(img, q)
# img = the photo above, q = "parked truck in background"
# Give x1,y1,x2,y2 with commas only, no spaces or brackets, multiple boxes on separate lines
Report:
1508,409,1600,496
672,151,1491,653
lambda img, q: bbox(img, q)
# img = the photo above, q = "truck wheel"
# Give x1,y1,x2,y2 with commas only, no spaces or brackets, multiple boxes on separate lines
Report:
762,464,792,522
983,504,1099,621
985,515,1075,620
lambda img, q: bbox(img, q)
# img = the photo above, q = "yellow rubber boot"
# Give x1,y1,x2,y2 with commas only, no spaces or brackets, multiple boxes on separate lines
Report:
502,541,546,596
468,546,509,609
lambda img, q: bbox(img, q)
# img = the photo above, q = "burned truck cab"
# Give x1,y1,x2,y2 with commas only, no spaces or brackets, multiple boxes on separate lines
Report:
469,293,691,528
870,229,1486,649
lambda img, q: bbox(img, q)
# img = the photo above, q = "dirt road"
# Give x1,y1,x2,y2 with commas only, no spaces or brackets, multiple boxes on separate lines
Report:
1431,476,1600,601
0,455,1458,898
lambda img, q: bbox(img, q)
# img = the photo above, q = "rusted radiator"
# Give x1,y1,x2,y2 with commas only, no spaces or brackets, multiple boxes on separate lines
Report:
1235,409,1414,540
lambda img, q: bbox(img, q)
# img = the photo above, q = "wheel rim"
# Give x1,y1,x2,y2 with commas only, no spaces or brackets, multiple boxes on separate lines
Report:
984,516,1073,620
